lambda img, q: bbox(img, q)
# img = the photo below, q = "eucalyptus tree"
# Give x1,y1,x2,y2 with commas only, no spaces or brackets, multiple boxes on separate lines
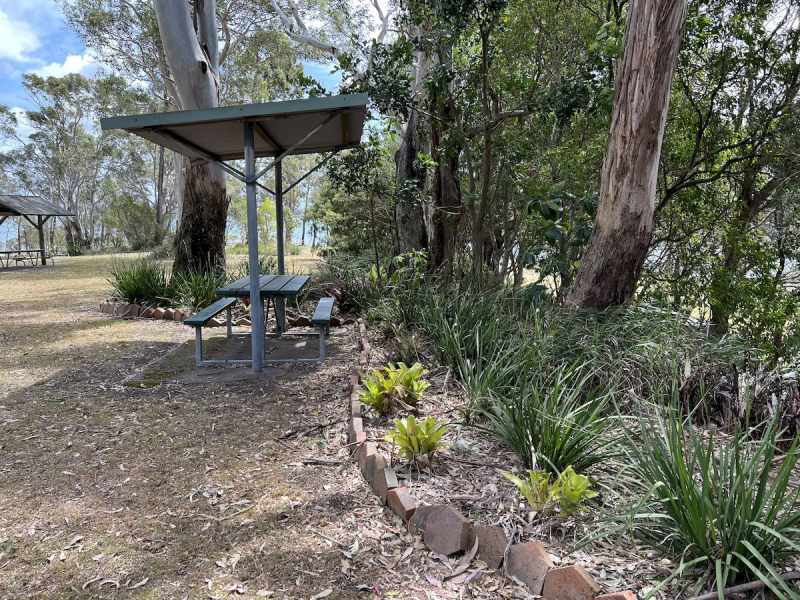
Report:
565,0,688,308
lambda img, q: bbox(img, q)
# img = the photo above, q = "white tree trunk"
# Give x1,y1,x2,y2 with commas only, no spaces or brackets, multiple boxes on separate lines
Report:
154,0,228,272
565,0,687,309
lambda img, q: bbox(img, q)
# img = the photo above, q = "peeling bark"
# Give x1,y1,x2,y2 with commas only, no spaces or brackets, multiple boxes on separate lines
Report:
565,0,687,309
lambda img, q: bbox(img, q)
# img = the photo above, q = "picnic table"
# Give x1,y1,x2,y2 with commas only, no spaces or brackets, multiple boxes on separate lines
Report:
183,273,333,367
0,249,45,268
216,274,311,334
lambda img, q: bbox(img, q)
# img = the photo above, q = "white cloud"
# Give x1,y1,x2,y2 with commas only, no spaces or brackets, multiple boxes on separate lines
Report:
0,8,40,61
31,54,96,78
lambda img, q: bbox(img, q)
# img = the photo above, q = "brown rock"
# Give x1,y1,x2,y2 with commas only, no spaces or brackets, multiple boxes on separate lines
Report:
597,593,638,600
467,524,508,569
234,317,250,326
349,430,366,455
349,373,359,390
372,467,398,504
163,308,176,321
351,402,362,418
343,318,356,325
330,315,341,326
424,505,471,556
358,352,368,367
151,308,165,319
387,487,416,521
361,451,387,483
506,542,554,595
100,302,113,314
408,505,444,535
291,316,311,327
348,418,363,444
542,565,599,600
208,317,225,327
173,309,188,322
140,306,155,319
112,303,128,317
355,441,376,469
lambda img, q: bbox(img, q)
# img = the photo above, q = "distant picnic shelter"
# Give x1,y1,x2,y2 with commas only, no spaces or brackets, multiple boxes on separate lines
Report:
0,195,74,266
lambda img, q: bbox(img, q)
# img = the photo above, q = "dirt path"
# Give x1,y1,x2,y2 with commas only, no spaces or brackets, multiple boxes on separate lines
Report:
0,256,422,600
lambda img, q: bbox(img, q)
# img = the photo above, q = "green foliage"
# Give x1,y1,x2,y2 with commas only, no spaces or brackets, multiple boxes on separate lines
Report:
228,256,279,282
600,384,800,598
385,415,450,464
480,362,617,475
502,466,597,517
172,268,229,312
358,362,429,415
107,257,173,306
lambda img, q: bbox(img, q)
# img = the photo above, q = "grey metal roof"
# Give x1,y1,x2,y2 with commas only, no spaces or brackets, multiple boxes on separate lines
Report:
100,94,369,162
0,195,74,217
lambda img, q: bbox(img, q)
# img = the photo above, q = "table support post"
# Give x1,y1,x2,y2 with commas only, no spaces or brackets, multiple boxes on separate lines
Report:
275,160,286,333
244,121,265,373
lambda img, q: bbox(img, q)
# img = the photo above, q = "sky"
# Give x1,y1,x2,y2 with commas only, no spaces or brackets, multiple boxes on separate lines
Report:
0,0,98,115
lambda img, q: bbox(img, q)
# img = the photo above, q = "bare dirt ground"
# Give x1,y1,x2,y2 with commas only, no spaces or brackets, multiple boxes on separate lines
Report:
0,255,445,600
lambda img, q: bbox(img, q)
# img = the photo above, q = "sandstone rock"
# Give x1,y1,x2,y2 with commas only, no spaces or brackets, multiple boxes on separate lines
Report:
234,317,250,326
597,592,638,600
291,316,311,327
361,451,387,483
467,524,508,569
172,309,187,322
343,318,356,325
387,487,416,521
140,306,155,319
372,467,398,504
163,308,176,321
424,505,471,556
151,308,165,319
408,505,444,535
349,374,360,390
330,315,341,326
351,402,362,418
506,542,553,595
209,317,225,327
542,565,599,600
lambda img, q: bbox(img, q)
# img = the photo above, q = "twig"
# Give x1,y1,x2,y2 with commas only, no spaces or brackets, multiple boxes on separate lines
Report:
688,572,800,600
311,528,347,548
450,456,506,469
302,458,344,465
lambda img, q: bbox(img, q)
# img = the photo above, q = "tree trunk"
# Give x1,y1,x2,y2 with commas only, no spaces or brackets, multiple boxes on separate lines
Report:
393,108,427,256
154,0,228,274
564,0,687,309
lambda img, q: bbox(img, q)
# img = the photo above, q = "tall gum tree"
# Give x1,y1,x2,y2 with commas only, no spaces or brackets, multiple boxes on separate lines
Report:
154,0,228,273
565,0,688,308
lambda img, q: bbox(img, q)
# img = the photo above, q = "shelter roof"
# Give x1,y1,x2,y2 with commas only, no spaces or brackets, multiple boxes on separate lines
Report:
0,195,74,217
100,94,368,162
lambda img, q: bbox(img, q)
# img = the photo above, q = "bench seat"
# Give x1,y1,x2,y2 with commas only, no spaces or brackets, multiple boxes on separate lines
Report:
184,297,238,366
184,297,238,326
311,297,335,325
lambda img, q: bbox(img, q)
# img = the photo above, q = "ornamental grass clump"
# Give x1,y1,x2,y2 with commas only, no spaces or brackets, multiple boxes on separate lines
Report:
358,362,429,415
479,361,618,476
108,257,173,306
601,383,800,599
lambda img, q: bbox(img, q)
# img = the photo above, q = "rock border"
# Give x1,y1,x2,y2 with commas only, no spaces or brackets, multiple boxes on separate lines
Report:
348,319,638,600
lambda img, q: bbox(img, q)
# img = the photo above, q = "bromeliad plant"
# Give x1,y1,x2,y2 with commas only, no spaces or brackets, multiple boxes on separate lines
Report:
358,362,429,415
502,466,598,518
385,415,450,465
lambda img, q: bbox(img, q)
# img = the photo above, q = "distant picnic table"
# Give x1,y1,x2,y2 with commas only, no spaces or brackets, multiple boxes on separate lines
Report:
0,249,45,268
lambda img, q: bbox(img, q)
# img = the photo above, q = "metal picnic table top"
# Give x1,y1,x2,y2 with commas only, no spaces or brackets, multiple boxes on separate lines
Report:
216,274,310,298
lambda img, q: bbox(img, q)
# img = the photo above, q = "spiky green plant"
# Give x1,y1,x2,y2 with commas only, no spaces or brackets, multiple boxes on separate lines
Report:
502,466,598,517
599,383,800,599
385,415,450,464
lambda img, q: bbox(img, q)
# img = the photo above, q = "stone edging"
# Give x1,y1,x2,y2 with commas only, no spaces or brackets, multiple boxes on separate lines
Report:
347,318,637,600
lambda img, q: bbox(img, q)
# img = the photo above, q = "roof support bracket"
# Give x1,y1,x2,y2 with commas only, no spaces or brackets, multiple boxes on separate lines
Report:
283,152,334,194
251,110,341,182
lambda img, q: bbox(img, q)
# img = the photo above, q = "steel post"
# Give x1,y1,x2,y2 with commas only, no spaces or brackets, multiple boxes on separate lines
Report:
275,161,286,333
244,122,265,373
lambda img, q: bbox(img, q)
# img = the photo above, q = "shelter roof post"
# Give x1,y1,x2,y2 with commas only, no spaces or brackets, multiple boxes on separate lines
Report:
244,121,265,374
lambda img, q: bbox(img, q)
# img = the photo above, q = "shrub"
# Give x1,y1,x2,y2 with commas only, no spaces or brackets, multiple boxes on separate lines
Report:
502,466,598,518
108,257,173,306
600,384,800,598
228,255,278,281
385,415,450,464
287,242,302,256
479,362,618,475
172,268,230,312
358,362,429,415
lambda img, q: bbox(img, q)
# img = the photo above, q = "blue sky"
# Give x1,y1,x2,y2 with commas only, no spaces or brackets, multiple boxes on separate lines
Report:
0,0,98,114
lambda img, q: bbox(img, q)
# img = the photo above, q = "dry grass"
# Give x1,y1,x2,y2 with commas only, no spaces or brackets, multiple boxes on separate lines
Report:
0,255,410,599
